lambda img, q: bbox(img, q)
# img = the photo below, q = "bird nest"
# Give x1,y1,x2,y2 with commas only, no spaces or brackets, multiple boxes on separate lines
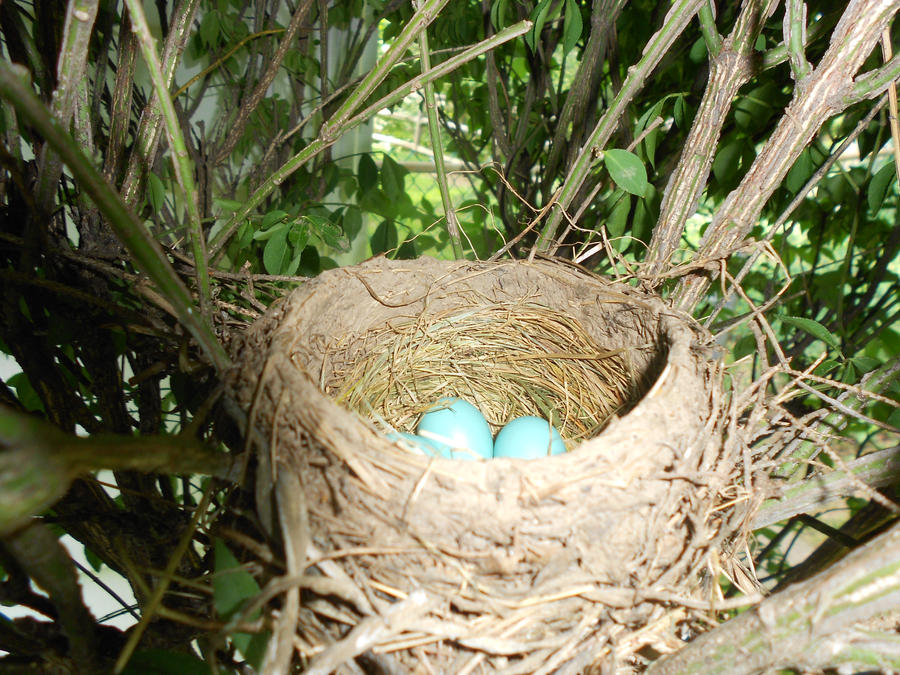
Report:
227,256,748,673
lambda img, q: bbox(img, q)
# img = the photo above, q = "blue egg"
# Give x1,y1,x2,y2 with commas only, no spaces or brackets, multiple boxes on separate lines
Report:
386,431,444,457
493,416,566,459
417,398,493,460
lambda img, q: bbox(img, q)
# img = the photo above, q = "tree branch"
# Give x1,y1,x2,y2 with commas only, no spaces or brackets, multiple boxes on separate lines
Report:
673,0,900,311
648,520,900,674
645,0,778,277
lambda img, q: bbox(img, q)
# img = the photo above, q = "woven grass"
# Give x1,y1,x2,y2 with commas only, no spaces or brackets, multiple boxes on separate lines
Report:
330,300,640,444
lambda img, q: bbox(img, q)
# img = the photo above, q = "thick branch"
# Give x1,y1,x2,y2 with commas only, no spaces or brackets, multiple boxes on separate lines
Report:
674,0,900,311
645,0,778,277
647,520,900,674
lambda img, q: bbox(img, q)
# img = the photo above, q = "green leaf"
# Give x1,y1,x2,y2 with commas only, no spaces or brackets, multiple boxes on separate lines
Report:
262,226,290,274
779,315,841,352
147,172,165,212
849,356,880,374
605,190,631,238
341,206,363,240
632,185,658,244
785,149,816,194
122,649,211,675
603,149,648,197
84,546,104,573
357,153,378,193
689,36,707,63
867,162,895,212
371,219,398,255
7,373,44,413
673,94,687,128
260,209,289,231
307,215,349,251
635,100,664,168
380,155,407,201
734,82,777,131
252,221,288,241
213,539,261,620
287,222,309,251
490,0,508,29
526,0,553,52
283,252,302,276
232,631,270,671
712,139,742,187
562,0,582,56
199,10,221,48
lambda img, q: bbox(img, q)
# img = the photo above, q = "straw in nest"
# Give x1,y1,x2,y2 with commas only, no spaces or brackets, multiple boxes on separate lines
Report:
328,299,639,444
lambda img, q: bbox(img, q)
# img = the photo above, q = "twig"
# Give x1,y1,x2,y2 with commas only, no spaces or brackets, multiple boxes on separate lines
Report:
0,60,229,371
125,0,212,321
417,9,463,258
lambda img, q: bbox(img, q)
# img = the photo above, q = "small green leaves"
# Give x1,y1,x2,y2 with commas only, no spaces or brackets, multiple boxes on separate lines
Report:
779,315,841,352
213,540,268,670
603,149,649,197
262,226,290,275
606,190,631,239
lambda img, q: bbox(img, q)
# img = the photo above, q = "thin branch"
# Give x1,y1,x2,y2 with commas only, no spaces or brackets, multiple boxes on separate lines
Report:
34,0,100,211
124,0,212,322
645,0,779,277
783,0,811,81
417,9,463,258
697,0,722,58
753,446,900,529
119,0,201,209
213,1,314,164
674,0,900,312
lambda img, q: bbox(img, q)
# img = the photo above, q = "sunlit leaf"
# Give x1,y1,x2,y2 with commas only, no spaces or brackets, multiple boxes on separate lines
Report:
262,226,290,274
604,149,648,197
779,315,841,352
562,0,582,56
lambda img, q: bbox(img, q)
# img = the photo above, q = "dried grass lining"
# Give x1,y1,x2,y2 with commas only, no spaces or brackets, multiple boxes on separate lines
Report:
227,256,749,673
330,301,639,444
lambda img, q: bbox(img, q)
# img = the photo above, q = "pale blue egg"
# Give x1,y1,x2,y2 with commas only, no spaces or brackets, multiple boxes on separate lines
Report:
385,431,444,457
493,416,566,459
416,398,493,460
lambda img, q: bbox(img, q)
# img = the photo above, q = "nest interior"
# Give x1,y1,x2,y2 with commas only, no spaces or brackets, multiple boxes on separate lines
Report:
227,257,744,671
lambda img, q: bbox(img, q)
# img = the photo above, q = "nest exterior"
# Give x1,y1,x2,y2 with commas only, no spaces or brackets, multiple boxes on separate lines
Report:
227,257,748,672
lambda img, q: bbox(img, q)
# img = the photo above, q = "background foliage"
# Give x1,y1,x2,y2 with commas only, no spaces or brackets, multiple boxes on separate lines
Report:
0,0,898,671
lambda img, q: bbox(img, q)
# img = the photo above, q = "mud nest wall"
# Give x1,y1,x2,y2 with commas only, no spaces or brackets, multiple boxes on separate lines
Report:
227,257,745,672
